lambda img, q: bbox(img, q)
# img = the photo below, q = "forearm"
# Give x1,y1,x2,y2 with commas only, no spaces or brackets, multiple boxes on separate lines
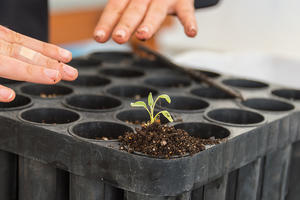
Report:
194,0,220,9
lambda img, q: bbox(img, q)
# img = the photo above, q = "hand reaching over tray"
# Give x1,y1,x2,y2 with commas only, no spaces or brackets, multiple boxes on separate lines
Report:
94,0,197,44
0,25,78,102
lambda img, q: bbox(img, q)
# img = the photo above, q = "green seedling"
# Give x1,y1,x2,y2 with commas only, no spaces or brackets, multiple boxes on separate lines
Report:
131,92,173,124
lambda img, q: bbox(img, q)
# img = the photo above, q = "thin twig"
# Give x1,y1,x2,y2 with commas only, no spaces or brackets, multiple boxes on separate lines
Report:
137,45,245,101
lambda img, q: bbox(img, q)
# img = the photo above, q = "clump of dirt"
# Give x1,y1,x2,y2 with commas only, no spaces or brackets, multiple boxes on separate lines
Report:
40,93,57,98
173,117,183,123
134,95,141,100
95,136,112,141
119,122,221,158
41,120,56,125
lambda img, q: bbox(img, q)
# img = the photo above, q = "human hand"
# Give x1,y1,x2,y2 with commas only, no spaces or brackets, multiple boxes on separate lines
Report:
94,0,197,44
0,25,78,102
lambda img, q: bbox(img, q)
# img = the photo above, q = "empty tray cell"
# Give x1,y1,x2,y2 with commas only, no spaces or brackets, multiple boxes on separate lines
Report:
222,78,268,89
20,108,80,124
64,94,122,112
65,75,111,87
242,98,294,112
116,109,169,125
107,85,157,99
0,77,22,85
70,121,133,141
206,108,265,126
68,57,101,68
158,96,209,112
89,51,134,63
21,84,73,98
145,76,191,88
174,122,230,139
99,68,144,78
191,87,235,99
272,89,300,100
0,95,32,111
197,69,220,78
132,58,169,69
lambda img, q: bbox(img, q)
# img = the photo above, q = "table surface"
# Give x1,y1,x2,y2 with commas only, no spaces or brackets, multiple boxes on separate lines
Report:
62,39,131,58
172,50,300,89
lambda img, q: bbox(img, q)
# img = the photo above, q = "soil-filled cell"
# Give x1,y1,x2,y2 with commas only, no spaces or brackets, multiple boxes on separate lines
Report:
145,76,191,88
242,98,294,112
116,109,169,125
158,96,209,112
89,51,134,63
206,108,265,126
272,89,300,100
191,87,235,99
70,121,133,140
223,79,268,89
174,122,230,139
99,68,144,78
21,108,80,124
0,95,32,111
21,84,73,98
107,85,157,99
64,95,122,112
65,75,110,87
68,57,101,68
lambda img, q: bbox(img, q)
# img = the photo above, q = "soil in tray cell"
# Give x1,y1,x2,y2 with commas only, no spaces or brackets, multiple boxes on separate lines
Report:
119,122,221,159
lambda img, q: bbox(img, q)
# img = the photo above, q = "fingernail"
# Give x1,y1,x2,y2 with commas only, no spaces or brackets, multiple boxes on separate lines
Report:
188,25,197,36
115,29,126,39
95,30,106,41
44,68,59,80
137,26,149,35
59,49,72,60
63,64,78,78
0,88,13,100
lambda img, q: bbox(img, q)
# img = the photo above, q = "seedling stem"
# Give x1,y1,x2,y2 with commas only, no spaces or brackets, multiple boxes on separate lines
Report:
130,92,173,124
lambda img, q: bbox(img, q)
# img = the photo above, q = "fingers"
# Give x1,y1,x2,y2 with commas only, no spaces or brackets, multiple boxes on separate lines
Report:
94,0,197,43
112,0,151,44
0,54,62,84
94,0,130,43
135,0,169,40
175,0,197,37
0,85,15,102
0,39,78,81
35,55,78,81
0,25,72,63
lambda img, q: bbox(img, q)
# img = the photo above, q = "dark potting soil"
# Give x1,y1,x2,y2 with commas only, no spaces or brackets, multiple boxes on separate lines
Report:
119,122,221,159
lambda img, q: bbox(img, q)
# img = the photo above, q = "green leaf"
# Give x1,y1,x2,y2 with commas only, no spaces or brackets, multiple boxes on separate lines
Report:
161,111,173,122
157,94,171,104
148,92,153,107
131,101,147,110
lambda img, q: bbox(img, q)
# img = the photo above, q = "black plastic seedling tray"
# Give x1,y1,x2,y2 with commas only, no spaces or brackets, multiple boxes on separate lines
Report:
0,51,300,200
